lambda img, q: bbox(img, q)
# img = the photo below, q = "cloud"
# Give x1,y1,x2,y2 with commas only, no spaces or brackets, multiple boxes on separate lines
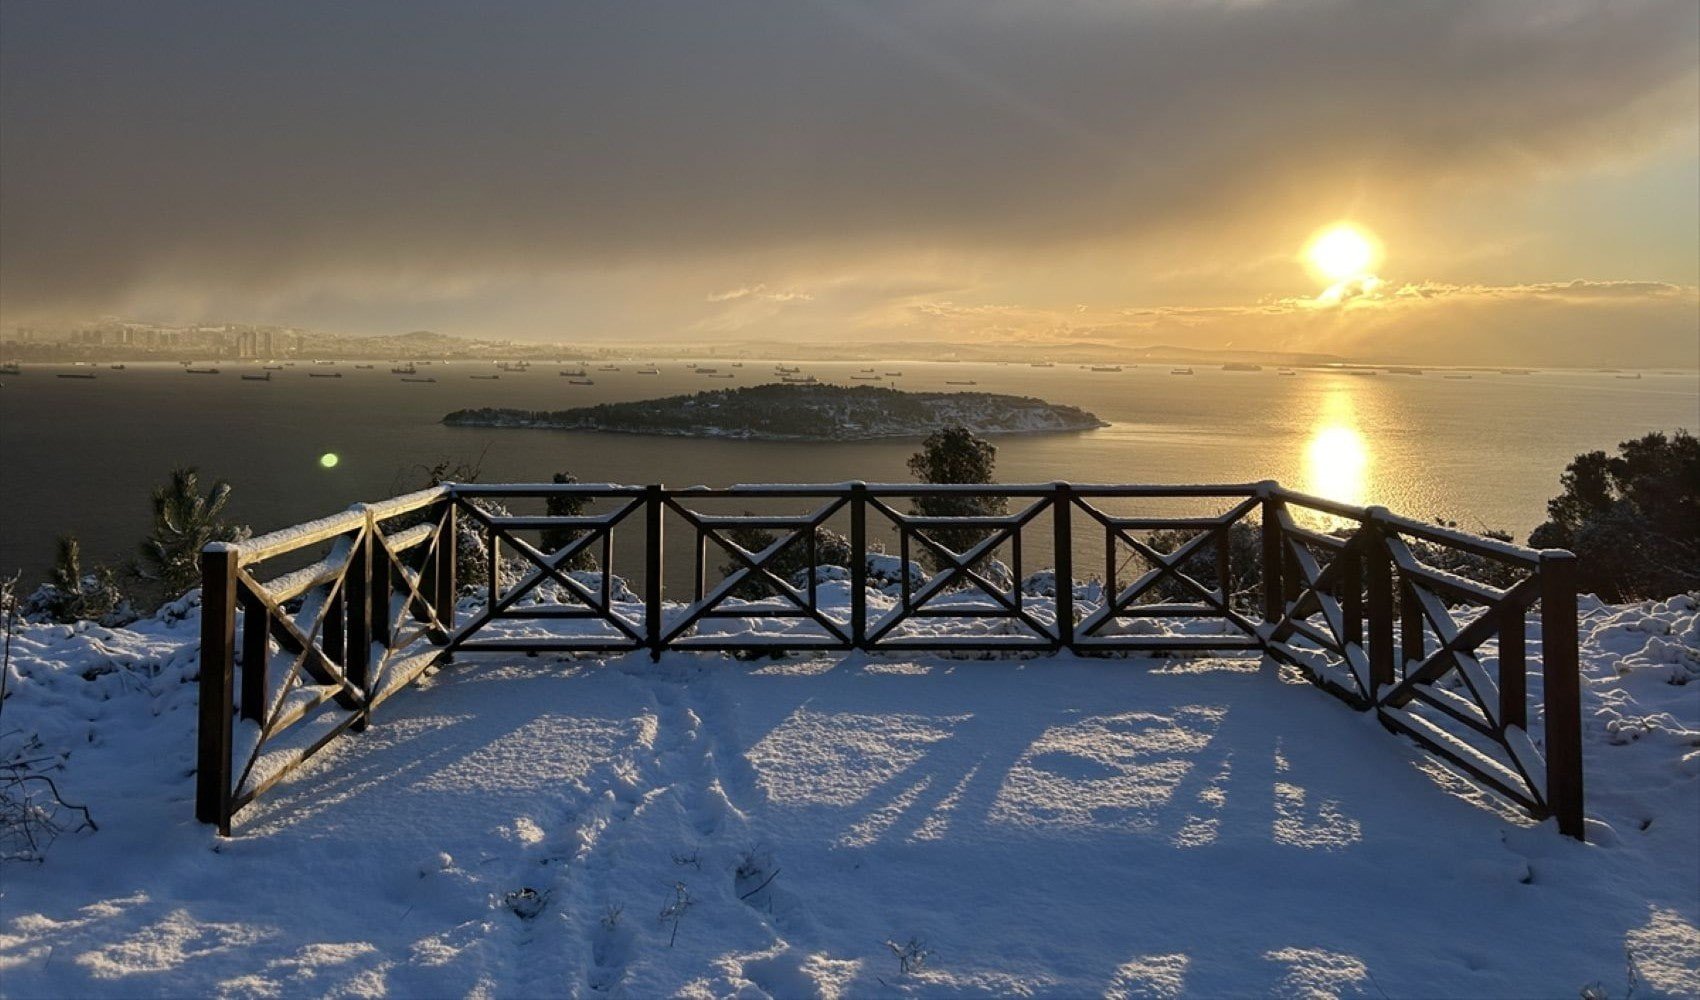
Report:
0,1,1695,339
898,280,1700,367
705,285,814,304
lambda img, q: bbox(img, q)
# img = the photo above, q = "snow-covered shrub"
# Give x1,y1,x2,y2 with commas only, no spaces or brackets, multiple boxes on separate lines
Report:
791,564,851,587
536,571,638,606
22,536,132,626
390,456,529,595
1142,520,1263,611
716,523,853,599
867,551,926,593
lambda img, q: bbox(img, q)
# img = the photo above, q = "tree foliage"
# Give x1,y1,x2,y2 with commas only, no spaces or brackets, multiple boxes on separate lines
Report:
135,468,245,601
1528,430,1699,601
716,523,853,599
541,472,597,571
28,535,128,624
1143,521,1264,611
906,426,1009,573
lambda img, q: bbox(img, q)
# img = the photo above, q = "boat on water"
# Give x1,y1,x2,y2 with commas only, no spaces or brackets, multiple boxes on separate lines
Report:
242,372,272,381
1090,365,1122,372
637,368,660,375
471,374,500,380
401,376,437,383
1444,374,1473,380
1499,369,1533,375
355,363,374,369
707,372,734,378
1223,362,1264,372
859,367,875,373
731,362,744,368
568,378,595,385
109,363,127,370
1343,369,1379,376
309,371,343,378
1616,373,1643,380
884,371,902,377
945,379,978,385
775,365,801,374
559,369,587,377
851,375,881,380
1277,368,1296,376
263,364,285,370
56,371,97,379
185,367,221,375
391,364,418,374
599,365,621,371
1030,362,1054,368
1170,368,1194,375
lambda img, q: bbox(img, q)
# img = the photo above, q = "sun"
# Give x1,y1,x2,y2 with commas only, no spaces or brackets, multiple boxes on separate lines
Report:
1305,224,1379,283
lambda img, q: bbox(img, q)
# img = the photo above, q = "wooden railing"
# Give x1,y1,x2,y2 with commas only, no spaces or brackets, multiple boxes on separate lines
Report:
197,481,1582,839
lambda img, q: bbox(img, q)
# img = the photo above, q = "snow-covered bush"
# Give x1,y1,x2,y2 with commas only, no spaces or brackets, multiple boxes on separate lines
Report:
716,524,853,599
21,536,132,626
866,551,925,593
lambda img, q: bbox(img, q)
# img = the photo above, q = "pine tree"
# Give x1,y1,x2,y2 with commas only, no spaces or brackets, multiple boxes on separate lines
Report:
136,468,244,600
906,426,1008,574
542,472,597,571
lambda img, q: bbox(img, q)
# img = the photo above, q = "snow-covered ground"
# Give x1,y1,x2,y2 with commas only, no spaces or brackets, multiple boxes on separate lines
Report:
0,594,1695,998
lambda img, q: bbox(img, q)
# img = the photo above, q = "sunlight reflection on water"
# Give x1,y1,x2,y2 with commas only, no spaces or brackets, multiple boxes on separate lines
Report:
1303,390,1370,507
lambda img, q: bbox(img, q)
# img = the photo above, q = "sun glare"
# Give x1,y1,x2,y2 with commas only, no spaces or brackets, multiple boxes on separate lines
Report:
1304,390,1370,508
1305,224,1378,283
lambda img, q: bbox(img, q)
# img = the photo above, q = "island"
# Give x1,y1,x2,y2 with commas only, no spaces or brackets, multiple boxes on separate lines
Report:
442,384,1107,440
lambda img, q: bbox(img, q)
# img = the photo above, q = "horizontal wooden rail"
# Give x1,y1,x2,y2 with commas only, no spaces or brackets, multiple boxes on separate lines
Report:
198,480,1582,840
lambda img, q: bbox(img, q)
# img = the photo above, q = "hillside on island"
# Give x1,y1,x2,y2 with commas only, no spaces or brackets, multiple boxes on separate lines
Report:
442,383,1108,440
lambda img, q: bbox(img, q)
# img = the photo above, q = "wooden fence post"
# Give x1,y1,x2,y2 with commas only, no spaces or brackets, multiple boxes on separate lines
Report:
370,517,392,647
1540,550,1584,840
434,501,457,632
1052,482,1074,651
345,515,373,731
1340,534,1363,650
850,482,868,649
1362,513,1394,700
646,485,665,660
196,544,239,834
1400,577,1425,675
238,586,267,723
1260,485,1283,625
1498,603,1527,732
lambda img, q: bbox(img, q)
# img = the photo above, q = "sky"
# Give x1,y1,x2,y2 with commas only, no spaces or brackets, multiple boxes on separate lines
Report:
2,0,1697,365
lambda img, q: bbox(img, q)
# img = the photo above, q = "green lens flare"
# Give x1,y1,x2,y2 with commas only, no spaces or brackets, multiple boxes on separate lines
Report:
319,452,340,469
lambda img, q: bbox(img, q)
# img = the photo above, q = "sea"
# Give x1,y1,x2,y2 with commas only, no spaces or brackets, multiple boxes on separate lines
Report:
2,359,1695,590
